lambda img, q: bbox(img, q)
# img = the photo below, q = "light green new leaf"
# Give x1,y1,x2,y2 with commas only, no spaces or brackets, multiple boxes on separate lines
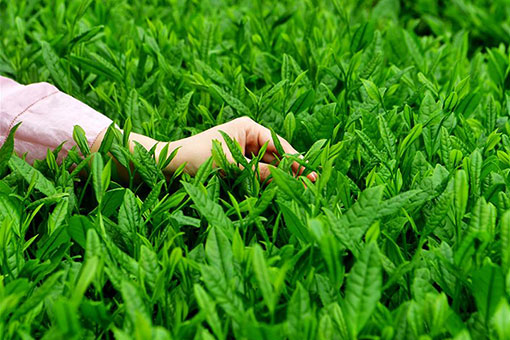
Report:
0,122,21,175
194,284,224,340
491,299,510,340
47,198,68,234
72,257,99,305
398,123,423,158
454,169,468,226
269,167,310,210
471,263,505,325
133,142,164,187
118,189,141,236
253,245,275,314
219,130,249,168
467,197,492,234
361,78,382,104
73,125,90,156
287,283,312,339
121,280,149,325
343,242,382,336
201,264,244,318
205,226,234,283
140,245,160,289
331,186,384,245
502,211,510,274
92,153,104,204
469,150,482,197
182,181,234,238
85,228,102,260
9,155,57,197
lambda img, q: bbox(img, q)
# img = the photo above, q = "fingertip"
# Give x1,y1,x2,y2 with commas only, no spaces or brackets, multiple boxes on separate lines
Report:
307,171,318,182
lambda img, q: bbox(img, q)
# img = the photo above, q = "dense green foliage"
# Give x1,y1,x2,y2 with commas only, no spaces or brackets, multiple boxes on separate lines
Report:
2,0,510,338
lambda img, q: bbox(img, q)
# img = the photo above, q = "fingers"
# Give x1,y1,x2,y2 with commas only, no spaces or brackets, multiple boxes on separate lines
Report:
222,117,318,182
236,118,317,181
252,122,299,157
257,163,273,182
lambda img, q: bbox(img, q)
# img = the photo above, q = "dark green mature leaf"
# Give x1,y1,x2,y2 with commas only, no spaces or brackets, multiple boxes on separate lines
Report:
68,215,93,249
278,200,312,243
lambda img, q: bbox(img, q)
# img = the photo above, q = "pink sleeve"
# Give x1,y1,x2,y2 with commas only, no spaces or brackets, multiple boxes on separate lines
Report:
0,76,113,164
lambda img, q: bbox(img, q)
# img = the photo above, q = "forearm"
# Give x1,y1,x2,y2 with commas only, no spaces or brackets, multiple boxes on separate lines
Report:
1,76,112,164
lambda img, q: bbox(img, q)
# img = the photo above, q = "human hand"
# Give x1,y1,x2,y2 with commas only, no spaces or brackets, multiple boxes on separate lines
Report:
162,117,317,181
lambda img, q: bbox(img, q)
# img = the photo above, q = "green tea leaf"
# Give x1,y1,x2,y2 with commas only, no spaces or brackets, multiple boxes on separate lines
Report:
0,122,21,175
253,245,275,314
182,181,234,238
343,242,382,336
472,263,504,324
9,155,57,196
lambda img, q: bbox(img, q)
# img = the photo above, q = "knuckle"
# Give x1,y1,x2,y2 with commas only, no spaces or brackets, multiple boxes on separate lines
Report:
235,116,253,125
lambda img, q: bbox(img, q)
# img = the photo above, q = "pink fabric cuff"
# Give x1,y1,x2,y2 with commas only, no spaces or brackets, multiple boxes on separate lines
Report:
0,76,112,164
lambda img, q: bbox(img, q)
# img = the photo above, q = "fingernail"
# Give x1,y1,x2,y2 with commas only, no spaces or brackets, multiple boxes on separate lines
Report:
309,172,318,181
